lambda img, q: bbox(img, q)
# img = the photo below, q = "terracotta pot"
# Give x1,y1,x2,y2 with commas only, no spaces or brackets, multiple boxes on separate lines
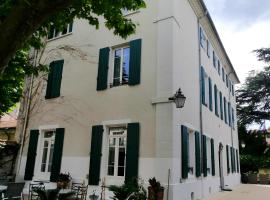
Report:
148,186,164,200
57,181,69,189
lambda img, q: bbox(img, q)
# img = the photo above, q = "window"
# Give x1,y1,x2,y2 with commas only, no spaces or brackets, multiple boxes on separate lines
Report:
96,39,141,91
201,67,210,107
206,138,211,175
224,97,227,124
228,102,231,127
48,23,73,40
200,27,207,49
232,108,235,129
226,74,228,88
40,131,55,173
208,77,213,111
213,51,216,68
232,84,235,96
217,60,221,75
107,127,127,177
112,46,130,87
222,68,225,82
214,85,219,117
207,40,210,57
188,129,195,176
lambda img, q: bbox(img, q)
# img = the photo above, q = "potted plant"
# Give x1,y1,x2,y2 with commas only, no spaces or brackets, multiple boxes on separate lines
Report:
148,177,164,200
57,172,71,189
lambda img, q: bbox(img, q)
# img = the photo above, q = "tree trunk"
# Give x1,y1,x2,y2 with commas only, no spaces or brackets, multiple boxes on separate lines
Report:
0,0,74,74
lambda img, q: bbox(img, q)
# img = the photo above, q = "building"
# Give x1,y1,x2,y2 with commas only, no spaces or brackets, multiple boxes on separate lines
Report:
15,0,241,199
0,108,19,179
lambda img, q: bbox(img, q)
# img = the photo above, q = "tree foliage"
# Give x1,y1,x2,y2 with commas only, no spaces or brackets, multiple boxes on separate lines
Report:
236,49,270,125
0,0,145,115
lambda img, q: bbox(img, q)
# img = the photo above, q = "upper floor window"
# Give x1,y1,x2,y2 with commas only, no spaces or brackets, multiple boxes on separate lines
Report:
48,23,73,40
222,68,225,82
200,27,207,50
112,46,130,87
96,39,142,91
217,60,221,75
213,51,217,68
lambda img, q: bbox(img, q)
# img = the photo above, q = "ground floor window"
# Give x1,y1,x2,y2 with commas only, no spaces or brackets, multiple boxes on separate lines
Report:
107,127,127,177
40,130,55,174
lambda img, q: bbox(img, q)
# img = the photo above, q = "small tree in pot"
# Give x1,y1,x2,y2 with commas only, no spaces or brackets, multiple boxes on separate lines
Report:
148,178,164,200
57,172,71,189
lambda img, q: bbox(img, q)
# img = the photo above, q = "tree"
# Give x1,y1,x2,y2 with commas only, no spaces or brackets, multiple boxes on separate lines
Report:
236,49,270,125
0,0,145,115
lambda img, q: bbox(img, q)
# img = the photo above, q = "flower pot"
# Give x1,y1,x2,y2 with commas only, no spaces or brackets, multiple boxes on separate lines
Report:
57,181,69,189
148,186,164,200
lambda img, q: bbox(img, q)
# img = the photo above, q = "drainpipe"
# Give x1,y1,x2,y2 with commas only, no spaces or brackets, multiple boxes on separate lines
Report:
16,49,37,178
197,11,208,199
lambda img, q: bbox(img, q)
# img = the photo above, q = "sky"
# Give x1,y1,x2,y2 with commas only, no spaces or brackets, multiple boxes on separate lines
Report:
204,0,270,84
203,0,270,129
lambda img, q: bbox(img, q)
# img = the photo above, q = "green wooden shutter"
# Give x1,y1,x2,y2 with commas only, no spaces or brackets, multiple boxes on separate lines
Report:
236,149,239,173
181,125,189,179
89,125,103,185
214,85,219,117
45,60,64,99
208,77,213,111
230,147,234,173
24,130,39,180
45,61,54,99
219,92,223,120
51,60,64,98
226,145,230,173
97,47,110,90
202,135,207,177
50,128,65,182
195,131,201,177
125,123,140,183
211,138,215,176
201,67,206,105
129,39,142,86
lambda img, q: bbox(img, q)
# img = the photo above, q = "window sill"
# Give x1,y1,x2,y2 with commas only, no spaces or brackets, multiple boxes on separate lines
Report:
47,32,72,42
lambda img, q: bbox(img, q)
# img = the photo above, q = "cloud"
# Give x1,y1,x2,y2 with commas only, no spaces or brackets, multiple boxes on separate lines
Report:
204,0,270,28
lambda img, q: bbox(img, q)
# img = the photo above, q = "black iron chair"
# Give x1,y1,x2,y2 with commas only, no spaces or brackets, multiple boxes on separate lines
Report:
2,182,25,200
71,183,87,200
29,183,45,200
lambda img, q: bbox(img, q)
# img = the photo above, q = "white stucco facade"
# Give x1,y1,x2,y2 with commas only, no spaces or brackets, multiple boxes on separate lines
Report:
16,0,241,199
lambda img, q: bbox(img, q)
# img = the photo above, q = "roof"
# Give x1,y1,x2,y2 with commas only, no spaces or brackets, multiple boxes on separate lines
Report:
0,112,18,129
199,0,241,84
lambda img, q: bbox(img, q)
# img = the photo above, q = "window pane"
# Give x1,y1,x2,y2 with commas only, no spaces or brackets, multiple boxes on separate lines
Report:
113,49,121,86
62,26,68,35
118,147,125,176
48,142,54,172
122,47,130,84
41,141,48,172
68,23,73,33
107,147,115,176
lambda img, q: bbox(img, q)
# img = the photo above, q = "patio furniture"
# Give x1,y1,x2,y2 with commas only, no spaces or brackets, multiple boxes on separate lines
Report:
259,174,269,185
70,184,87,200
248,174,258,184
29,183,45,200
2,182,25,199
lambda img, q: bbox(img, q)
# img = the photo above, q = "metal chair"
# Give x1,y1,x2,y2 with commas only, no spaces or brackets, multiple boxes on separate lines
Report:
71,183,87,200
29,183,45,200
259,174,269,185
2,182,25,200
248,173,258,184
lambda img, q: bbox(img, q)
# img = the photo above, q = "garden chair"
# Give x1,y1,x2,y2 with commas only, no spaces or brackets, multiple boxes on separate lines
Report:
2,182,25,199
259,174,269,185
70,184,87,200
29,183,45,200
